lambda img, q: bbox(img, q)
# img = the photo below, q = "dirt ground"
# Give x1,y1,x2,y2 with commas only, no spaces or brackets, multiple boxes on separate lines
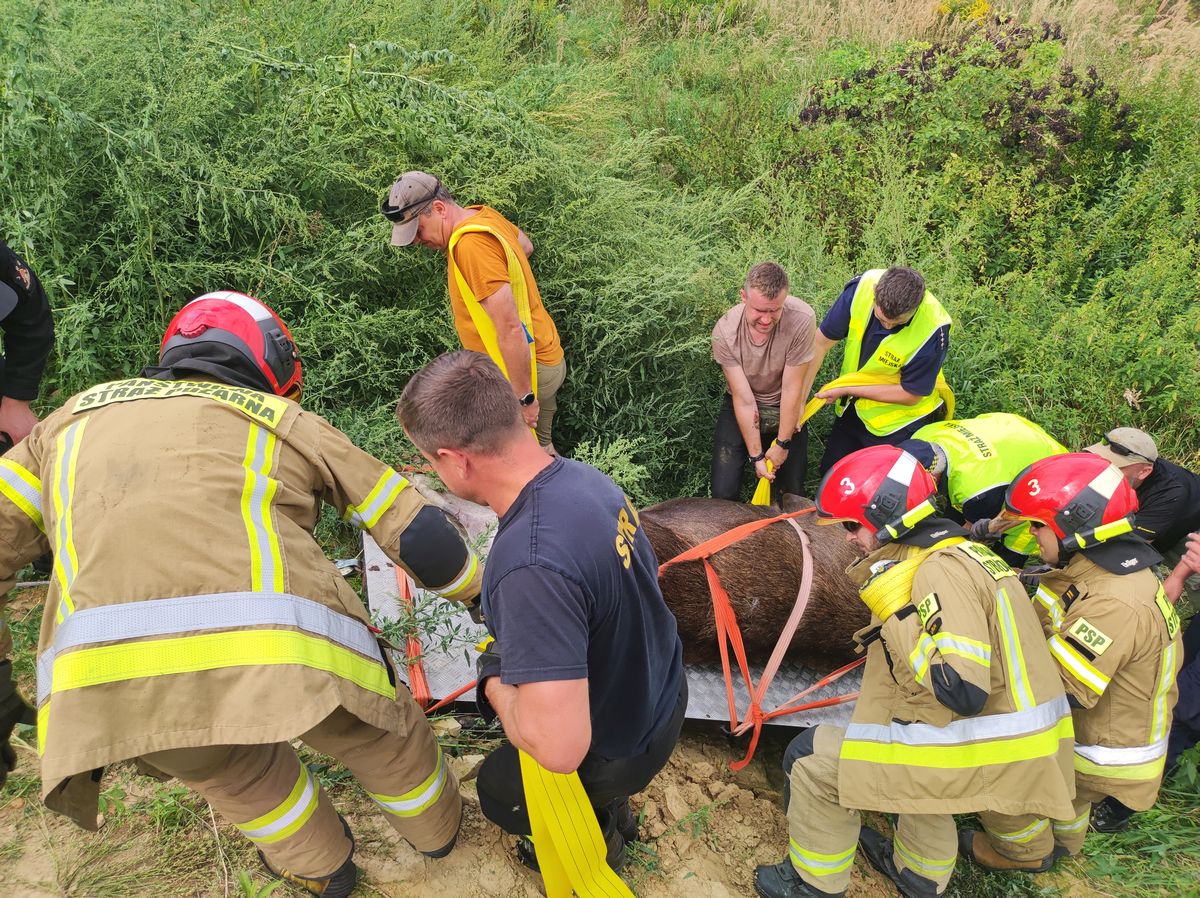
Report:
0,717,901,898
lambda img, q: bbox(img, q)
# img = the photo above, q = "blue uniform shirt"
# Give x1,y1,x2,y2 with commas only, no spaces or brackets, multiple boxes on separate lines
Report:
482,457,684,761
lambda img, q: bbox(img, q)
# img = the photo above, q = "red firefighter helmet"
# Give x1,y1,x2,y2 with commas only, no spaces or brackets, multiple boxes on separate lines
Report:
1005,452,1138,550
159,291,302,397
815,445,938,542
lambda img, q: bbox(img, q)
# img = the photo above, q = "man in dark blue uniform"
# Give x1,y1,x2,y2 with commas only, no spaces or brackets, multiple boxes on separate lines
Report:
805,268,951,475
397,350,686,873
0,238,54,449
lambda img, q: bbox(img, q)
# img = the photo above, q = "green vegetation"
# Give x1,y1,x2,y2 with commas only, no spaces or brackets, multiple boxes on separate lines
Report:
2,0,1196,501
2,2,1199,895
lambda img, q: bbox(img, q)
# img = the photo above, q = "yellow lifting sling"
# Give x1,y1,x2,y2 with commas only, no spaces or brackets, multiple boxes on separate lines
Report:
447,223,538,397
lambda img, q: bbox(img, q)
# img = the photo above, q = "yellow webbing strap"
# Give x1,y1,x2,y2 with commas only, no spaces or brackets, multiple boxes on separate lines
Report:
447,223,538,397
519,749,635,898
799,371,955,430
860,537,965,621
751,459,774,506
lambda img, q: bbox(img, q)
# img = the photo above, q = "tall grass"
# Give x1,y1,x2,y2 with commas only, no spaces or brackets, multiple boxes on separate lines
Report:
1,0,1197,497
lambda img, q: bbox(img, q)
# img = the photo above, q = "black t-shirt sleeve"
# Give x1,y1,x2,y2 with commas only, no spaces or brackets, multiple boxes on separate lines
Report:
0,241,54,400
489,564,590,685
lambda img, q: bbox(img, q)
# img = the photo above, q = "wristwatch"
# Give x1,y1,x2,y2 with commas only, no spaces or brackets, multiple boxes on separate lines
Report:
774,436,793,451
518,392,536,406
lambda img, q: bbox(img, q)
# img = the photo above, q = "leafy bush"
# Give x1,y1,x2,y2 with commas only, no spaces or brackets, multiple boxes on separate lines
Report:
1,0,1197,505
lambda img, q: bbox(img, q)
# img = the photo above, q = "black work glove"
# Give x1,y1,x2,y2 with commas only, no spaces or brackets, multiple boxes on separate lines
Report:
466,598,484,626
474,640,502,723
0,660,35,789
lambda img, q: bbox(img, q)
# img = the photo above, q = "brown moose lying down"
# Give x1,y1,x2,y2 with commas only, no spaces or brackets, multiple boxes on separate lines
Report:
641,495,867,670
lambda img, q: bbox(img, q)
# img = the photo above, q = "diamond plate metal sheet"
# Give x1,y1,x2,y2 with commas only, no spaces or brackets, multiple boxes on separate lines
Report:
364,534,860,729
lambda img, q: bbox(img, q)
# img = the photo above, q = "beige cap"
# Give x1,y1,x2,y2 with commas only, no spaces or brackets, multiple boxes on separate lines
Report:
1084,427,1159,467
382,171,440,247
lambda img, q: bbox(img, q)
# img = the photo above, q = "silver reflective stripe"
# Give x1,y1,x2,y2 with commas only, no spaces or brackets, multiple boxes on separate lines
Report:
347,470,408,530
372,752,449,816
242,425,282,592
845,694,1069,747
0,460,43,525
37,591,382,705
932,634,992,666
995,586,1034,710
1075,738,1168,766
239,766,317,840
52,420,87,615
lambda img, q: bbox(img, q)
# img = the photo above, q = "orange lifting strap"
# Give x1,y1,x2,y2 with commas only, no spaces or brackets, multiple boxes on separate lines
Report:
658,508,863,770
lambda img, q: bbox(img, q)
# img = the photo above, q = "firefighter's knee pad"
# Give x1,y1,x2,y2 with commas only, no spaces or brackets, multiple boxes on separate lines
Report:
782,726,818,776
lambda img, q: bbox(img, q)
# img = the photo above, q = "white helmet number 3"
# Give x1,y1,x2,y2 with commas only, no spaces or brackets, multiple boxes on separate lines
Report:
1027,478,1041,497
840,476,856,496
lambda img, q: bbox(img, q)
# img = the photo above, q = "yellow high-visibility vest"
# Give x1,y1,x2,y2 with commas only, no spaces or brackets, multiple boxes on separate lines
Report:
447,223,538,397
837,270,952,435
914,413,1067,556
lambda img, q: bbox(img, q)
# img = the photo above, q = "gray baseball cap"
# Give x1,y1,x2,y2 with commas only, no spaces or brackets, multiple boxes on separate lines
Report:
381,171,440,246
1084,427,1159,467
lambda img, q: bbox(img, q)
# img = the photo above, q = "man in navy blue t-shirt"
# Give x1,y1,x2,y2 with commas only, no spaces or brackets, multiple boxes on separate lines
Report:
805,267,952,475
397,350,686,874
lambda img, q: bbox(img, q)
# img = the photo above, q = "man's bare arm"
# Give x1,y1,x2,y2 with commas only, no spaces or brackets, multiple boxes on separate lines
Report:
485,677,591,774
816,382,925,405
477,283,535,397
517,228,534,257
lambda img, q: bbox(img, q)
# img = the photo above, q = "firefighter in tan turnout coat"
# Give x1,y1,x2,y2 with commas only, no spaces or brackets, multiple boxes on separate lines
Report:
0,292,483,898
754,445,1075,898
958,453,1182,871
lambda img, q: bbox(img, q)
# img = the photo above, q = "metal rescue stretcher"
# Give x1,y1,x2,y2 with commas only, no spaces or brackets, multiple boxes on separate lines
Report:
362,482,860,730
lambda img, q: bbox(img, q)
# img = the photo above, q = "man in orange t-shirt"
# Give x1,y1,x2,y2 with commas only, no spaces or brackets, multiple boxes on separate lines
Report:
383,171,566,450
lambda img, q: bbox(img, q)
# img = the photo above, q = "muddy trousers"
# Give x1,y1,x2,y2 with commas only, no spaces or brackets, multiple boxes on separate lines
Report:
784,725,957,895
710,393,809,501
141,705,461,879
980,781,1106,860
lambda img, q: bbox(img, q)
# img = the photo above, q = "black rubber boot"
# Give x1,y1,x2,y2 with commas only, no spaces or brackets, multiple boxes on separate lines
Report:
753,859,845,898
258,816,358,897
858,826,939,898
611,799,640,843
1090,796,1135,833
516,822,628,874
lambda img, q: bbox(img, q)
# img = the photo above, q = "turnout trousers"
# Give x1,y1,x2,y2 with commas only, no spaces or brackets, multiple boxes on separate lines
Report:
784,725,957,895
142,703,460,879
979,780,1114,861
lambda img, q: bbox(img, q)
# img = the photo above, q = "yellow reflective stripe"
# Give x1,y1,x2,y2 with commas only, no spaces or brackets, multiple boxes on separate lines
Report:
369,746,449,817
343,470,409,530
909,632,936,683
895,836,956,876
1074,752,1165,781
990,817,1048,843
1048,634,1109,696
1053,811,1088,834
237,765,320,844
51,418,88,623
51,629,395,699
1151,641,1177,742
842,715,1073,768
788,838,855,876
1092,519,1134,542
241,425,284,592
995,587,1034,710
437,551,479,599
0,459,44,532
1034,585,1064,632
36,702,48,755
